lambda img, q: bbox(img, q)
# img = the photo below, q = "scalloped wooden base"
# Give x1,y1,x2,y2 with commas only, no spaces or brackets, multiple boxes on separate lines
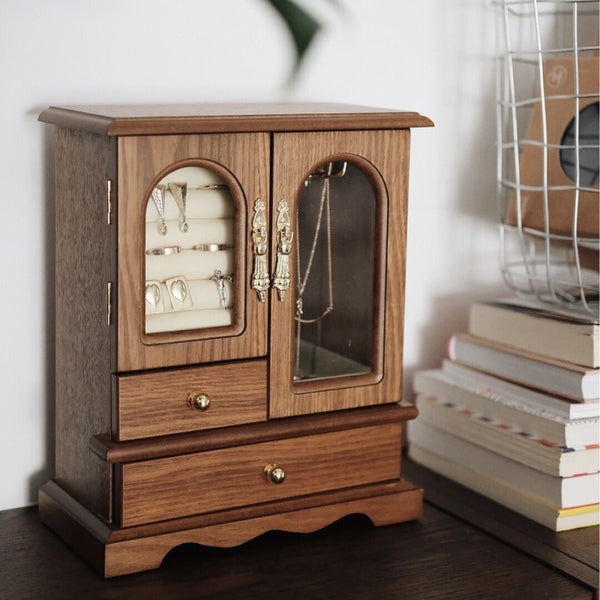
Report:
39,479,423,578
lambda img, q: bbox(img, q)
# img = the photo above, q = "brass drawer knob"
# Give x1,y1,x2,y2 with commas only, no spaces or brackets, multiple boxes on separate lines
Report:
264,463,286,484
188,392,211,412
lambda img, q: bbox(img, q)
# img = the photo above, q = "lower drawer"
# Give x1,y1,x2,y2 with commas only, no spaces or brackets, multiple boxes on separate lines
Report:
117,422,402,527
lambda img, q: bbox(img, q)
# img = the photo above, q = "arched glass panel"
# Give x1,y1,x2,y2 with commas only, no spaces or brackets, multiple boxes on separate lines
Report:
144,165,236,334
294,161,378,382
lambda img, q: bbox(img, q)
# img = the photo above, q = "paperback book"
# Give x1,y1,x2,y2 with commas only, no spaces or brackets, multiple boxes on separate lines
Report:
408,443,600,531
415,366,600,447
468,300,599,368
413,394,600,477
408,420,599,508
442,360,600,420
448,334,600,402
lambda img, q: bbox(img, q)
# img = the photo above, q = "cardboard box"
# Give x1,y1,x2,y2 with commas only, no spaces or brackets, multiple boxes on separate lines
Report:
505,56,599,239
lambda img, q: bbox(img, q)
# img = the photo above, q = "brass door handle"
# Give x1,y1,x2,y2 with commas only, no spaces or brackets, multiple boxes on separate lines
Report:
272,199,293,301
188,392,211,412
250,198,270,302
264,463,286,484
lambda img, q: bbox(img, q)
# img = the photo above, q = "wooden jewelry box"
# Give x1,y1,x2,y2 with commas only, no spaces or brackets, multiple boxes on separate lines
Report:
38,103,433,577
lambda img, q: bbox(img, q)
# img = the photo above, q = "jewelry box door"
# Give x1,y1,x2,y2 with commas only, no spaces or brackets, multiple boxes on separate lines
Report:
117,133,270,372
269,129,411,418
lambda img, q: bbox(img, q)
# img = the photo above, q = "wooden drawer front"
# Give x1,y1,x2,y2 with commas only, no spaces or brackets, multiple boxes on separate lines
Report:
116,360,267,441
119,422,402,527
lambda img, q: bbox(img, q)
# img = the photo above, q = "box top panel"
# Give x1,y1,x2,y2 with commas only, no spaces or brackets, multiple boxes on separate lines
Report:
39,102,433,136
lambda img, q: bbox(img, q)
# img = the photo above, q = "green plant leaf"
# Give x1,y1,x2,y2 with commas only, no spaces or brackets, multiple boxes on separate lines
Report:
266,0,321,76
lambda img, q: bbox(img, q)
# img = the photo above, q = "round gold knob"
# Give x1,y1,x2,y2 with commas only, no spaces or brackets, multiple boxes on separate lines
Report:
264,463,286,484
188,392,211,412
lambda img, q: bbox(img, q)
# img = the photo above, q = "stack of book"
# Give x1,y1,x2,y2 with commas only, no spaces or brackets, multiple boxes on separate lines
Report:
408,298,600,531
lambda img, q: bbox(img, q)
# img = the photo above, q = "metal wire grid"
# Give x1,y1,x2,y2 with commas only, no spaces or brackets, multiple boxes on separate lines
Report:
496,0,599,315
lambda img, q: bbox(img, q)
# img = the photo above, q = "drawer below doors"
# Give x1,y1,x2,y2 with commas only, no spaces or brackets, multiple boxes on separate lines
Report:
117,422,402,527
115,359,267,440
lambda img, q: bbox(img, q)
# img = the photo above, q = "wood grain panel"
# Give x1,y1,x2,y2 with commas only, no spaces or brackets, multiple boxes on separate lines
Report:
115,359,267,440
41,478,407,544
93,403,416,464
270,129,411,417
117,133,269,372
39,478,422,578
53,127,116,520
119,422,402,527
105,487,421,577
39,103,434,136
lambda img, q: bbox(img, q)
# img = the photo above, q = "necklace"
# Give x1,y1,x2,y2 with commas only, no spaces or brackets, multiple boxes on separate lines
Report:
294,177,334,375
295,177,334,322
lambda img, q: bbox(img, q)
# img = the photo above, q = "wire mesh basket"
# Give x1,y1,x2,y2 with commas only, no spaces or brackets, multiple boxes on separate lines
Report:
496,0,599,316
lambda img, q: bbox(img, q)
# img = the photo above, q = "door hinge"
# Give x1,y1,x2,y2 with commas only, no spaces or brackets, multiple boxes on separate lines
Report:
106,282,112,326
106,179,113,225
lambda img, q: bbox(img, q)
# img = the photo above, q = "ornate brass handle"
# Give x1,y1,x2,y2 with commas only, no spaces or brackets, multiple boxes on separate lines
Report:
264,463,286,484
272,199,293,301
250,198,270,302
188,392,211,412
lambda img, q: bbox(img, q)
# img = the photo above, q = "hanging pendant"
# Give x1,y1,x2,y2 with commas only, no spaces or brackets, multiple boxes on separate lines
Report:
151,185,168,235
211,269,233,308
168,182,188,233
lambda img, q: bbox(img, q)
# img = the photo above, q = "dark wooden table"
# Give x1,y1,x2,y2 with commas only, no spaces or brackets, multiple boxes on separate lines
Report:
2,459,598,600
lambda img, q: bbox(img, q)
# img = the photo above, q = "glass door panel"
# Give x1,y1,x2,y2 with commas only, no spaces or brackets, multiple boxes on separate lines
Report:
144,165,236,335
117,132,270,373
294,161,377,382
270,129,410,418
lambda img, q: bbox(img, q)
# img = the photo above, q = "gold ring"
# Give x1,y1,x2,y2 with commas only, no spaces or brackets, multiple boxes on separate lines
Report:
196,184,228,190
145,245,182,256
192,243,232,252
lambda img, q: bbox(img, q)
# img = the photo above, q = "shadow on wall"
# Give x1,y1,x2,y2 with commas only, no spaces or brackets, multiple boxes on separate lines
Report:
442,0,498,223
402,285,509,405
399,3,504,402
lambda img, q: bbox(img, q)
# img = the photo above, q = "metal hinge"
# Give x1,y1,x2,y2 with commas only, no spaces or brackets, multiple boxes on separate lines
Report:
106,179,113,225
106,282,112,326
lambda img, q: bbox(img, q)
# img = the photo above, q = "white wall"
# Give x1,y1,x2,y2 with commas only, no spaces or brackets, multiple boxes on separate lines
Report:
0,0,507,511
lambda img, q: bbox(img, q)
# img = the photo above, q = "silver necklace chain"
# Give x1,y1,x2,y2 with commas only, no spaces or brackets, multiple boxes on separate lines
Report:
295,177,334,324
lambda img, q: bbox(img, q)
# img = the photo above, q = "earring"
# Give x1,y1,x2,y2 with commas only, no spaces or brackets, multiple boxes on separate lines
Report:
145,280,165,314
211,269,234,308
165,275,193,310
151,185,168,235
168,182,188,233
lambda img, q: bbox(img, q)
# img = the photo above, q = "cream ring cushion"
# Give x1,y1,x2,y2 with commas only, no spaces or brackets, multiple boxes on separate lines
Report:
144,165,237,334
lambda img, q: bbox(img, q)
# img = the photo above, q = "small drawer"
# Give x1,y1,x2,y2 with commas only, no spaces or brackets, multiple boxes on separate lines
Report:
115,359,267,441
117,422,402,527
